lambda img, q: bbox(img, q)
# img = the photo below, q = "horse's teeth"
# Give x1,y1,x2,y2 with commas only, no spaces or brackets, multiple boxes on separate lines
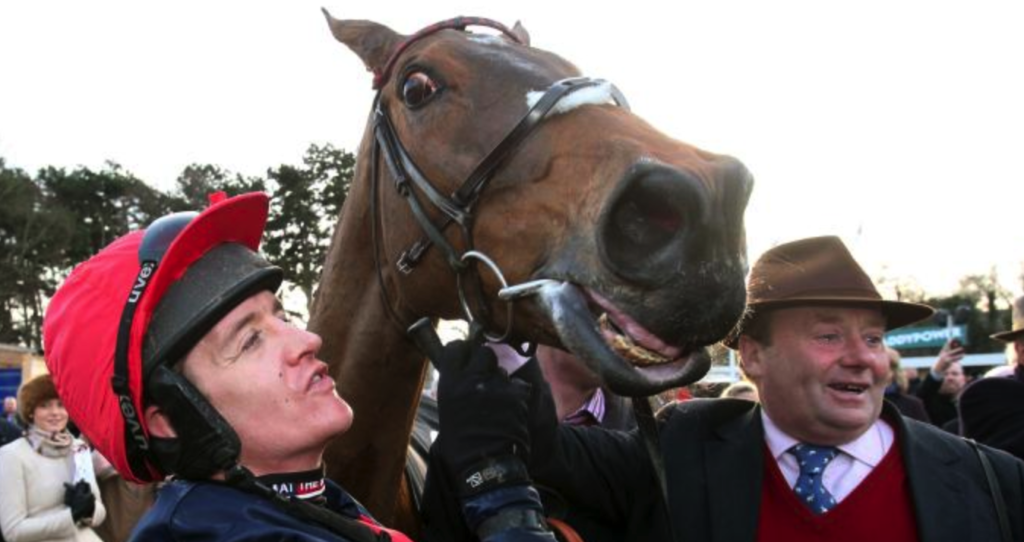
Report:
599,313,669,366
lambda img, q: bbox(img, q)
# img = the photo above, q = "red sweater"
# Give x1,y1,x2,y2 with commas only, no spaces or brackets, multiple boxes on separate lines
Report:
757,437,919,541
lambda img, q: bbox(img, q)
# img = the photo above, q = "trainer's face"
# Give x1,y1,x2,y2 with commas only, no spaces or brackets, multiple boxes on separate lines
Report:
740,306,888,446
183,290,353,475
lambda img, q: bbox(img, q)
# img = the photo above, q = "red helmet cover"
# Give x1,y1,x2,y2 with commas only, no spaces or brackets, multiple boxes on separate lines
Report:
44,192,270,482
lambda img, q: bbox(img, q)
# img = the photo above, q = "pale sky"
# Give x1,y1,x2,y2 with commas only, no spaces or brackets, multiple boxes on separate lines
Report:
2,1,1022,299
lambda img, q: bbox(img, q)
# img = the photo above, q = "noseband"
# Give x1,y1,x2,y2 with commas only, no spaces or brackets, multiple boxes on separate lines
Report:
369,17,629,341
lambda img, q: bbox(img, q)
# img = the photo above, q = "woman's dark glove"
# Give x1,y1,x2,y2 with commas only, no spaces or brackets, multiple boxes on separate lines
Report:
64,480,95,524
434,329,534,498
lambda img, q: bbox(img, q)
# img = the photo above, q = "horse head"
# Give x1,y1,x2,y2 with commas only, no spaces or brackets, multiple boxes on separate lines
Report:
322,13,753,397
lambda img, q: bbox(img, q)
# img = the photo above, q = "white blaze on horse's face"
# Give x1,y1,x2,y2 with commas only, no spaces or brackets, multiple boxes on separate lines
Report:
525,82,618,117
470,34,548,76
468,35,507,45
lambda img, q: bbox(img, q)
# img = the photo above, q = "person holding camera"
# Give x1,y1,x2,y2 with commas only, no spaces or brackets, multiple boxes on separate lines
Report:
0,374,105,542
916,338,967,429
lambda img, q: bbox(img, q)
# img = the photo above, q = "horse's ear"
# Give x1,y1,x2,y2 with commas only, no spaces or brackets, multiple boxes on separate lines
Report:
511,21,531,47
321,8,405,74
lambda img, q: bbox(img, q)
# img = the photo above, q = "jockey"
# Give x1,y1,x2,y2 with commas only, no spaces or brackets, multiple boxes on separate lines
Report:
44,191,556,541
43,192,413,542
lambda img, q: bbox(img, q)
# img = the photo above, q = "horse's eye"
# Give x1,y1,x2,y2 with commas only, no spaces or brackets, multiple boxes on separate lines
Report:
402,71,440,108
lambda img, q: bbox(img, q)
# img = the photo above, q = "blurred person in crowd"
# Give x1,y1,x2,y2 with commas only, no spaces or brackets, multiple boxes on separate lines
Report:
489,344,634,430
719,380,758,401
0,374,105,542
915,339,966,428
902,367,923,395
884,347,930,423
0,415,21,448
654,386,693,410
433,236,1024,541
959,295,1024,461
535,346,634,430
3,397,19,426
984,364,1015,378
984,329,1020,378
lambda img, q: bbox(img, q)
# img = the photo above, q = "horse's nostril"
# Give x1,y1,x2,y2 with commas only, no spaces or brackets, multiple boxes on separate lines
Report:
598,163,709,285
610,188,685,249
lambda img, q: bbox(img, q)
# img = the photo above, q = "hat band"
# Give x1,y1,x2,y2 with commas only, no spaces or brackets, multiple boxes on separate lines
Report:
749,287,883,306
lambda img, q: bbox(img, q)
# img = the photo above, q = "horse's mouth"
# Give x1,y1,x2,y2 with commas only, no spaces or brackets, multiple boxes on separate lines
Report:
531,280,710,396
589,289,683,366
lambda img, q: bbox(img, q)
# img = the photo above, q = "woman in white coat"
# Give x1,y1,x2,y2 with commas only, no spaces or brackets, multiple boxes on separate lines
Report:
0,374,105,542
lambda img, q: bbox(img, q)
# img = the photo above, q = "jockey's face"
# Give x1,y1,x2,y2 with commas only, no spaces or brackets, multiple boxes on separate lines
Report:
182,290,353,476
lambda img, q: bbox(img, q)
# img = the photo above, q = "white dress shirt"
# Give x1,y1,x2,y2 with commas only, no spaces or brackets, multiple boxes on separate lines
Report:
762,410,895,502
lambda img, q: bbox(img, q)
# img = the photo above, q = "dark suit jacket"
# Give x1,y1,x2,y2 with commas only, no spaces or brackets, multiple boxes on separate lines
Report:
0,417,21,449
960,367,1024,461
537,389,634,542
536,399,1024,541
917,372,959,427
600,389,636,431
886,390,931,423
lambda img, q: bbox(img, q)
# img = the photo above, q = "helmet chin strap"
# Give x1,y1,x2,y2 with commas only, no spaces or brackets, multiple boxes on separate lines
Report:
146,366,242,479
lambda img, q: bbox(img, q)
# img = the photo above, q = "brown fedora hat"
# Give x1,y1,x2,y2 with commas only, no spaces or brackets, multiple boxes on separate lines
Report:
991,295,1024,342
724,236,933,348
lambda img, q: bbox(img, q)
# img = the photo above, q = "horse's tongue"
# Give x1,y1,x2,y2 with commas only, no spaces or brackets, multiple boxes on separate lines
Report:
587,290,682,360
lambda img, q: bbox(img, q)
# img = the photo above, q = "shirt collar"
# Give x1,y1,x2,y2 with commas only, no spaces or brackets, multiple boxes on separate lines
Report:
563,388,606,426
256,467,327,502
761,408,893,468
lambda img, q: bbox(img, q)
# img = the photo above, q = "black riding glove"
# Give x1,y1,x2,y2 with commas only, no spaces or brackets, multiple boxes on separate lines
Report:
435,328,534,498
64,480,95,524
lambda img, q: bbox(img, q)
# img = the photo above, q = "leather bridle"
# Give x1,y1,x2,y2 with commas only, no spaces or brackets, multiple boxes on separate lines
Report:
368,17,629,341
367,20,676,540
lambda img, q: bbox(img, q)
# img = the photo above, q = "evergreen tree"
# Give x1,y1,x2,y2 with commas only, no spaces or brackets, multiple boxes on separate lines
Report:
262,143,355,312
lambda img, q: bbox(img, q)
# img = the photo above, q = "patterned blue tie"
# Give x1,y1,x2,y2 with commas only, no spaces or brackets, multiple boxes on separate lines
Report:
789,443,839,514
